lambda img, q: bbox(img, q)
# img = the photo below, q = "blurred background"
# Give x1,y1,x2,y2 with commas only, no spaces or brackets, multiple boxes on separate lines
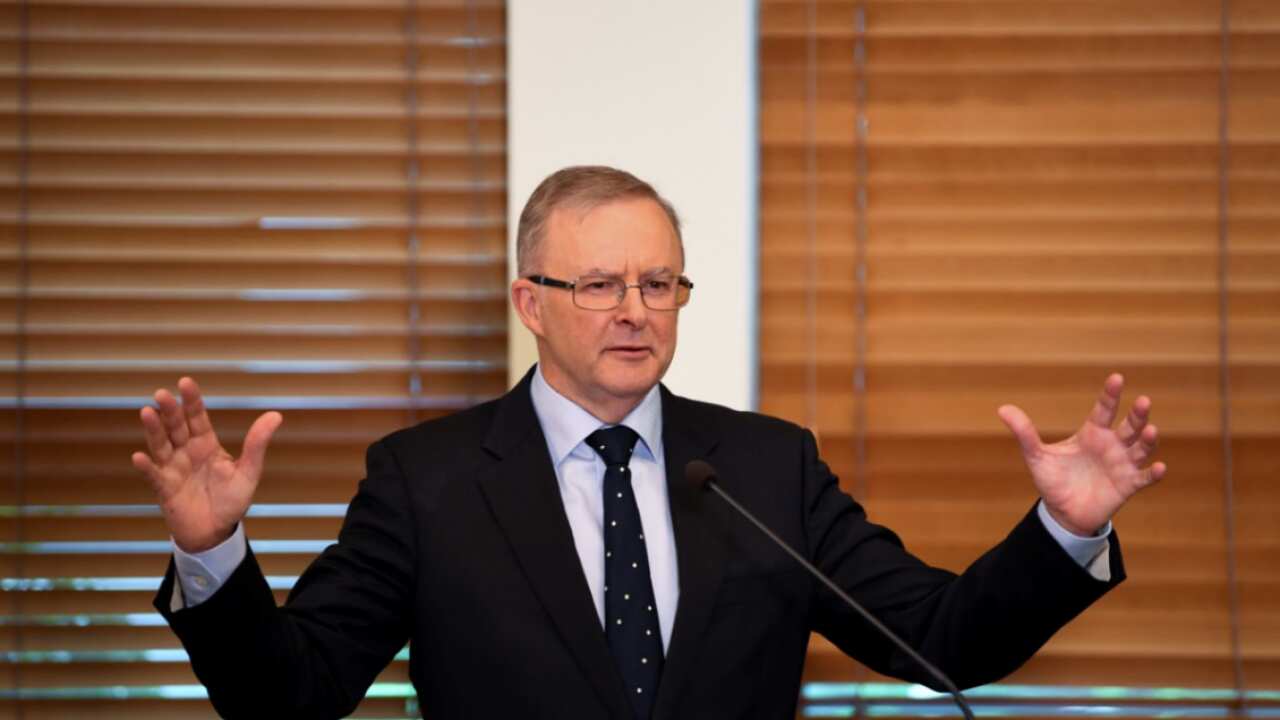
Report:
1,0,1277,718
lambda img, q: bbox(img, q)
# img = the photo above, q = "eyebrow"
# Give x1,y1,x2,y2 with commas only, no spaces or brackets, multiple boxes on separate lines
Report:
580,266,676,277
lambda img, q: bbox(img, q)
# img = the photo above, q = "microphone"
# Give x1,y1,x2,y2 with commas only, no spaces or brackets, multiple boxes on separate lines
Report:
684,460,976,720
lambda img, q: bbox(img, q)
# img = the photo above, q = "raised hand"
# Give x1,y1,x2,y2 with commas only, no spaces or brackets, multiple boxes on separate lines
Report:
131,377,283,553
996,373,1167,536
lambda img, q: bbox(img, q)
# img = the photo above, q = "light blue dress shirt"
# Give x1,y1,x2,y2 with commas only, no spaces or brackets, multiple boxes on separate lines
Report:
172,367,1113,623
528,364,680,651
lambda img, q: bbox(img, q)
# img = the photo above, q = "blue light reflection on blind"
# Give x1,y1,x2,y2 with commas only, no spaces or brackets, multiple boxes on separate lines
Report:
0,613,165,627
804,683,1280,703
2,681,1278,717
803,704,1280,718
0,576,298,592
0,540,332,554
2,648,412,664
800,683,1280,718
0,682,416,701
5,541,1275,715
0,503,348,518
0,394,497,410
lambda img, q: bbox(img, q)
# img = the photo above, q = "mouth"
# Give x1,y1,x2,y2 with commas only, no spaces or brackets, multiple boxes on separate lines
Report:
605,346,652,359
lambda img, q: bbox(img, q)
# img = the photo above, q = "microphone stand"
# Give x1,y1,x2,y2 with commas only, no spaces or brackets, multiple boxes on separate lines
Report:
700,472,977,720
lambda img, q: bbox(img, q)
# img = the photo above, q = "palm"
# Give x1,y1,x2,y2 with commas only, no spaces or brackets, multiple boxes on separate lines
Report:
158,434,246,536
997,373,1166,536
132,377,282,553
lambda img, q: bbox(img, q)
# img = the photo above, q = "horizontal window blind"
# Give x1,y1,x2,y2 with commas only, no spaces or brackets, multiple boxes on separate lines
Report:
759,0,1278,716
1228,0,1279,710
2,1,507,717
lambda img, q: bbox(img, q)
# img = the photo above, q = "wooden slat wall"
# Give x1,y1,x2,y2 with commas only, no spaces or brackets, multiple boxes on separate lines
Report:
1230,0,1280,701
1,1,506,717
759,0,1279,707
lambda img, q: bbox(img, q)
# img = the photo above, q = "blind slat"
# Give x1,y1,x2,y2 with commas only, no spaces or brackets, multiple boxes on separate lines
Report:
4,2,507,714
760,0,1280,704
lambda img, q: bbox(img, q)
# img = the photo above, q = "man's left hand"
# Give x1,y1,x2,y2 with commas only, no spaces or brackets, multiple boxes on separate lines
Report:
997,373,1167,537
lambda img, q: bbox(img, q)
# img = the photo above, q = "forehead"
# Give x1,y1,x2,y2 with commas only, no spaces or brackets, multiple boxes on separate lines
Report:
542,197,682,273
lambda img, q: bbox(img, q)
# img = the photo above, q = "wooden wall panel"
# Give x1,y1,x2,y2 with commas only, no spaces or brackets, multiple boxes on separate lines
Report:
760,0,1279,713
2,1,507,717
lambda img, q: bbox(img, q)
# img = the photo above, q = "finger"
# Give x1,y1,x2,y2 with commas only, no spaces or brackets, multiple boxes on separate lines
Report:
130,450,161,486
154,388,191,448
1127,423,1159,465
178,377,215,437
997,404,1042,458
237,411,284,481
132,450,182,500
1087,373,1125,429
1138,461,1168,490
139,405,174,463
1115,395,1151,446
1150,461,1168,482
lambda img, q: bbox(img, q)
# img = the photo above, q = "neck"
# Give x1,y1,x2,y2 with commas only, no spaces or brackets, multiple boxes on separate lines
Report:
538,363,647,425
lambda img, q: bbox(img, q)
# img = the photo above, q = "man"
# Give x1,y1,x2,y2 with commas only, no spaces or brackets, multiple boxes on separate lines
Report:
134,166,1166,719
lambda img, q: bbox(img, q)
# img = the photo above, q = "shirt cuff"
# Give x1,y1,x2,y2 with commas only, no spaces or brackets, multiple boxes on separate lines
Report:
171,523,247,608
1036,500,1111,571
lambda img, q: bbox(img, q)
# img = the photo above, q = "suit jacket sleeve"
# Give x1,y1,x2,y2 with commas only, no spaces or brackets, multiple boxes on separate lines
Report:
154,439,416,718
800,428,1125,689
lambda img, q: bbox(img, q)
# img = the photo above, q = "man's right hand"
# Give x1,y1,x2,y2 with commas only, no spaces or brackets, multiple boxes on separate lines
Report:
131,377,283,553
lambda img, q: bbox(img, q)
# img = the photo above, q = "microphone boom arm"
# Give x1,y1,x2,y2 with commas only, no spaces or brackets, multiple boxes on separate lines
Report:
701,476,976,720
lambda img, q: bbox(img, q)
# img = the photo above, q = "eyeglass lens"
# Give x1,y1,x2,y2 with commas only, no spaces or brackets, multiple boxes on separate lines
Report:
573,275,689,310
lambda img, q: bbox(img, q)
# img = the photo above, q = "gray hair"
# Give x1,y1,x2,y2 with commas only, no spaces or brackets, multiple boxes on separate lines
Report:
516,165,683,276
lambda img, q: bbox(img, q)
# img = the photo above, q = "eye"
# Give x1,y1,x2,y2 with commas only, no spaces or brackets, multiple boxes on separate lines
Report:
581,279,616,293
645,278,674,292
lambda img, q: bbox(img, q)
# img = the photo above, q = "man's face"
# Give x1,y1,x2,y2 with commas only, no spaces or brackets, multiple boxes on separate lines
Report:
517,197,684,418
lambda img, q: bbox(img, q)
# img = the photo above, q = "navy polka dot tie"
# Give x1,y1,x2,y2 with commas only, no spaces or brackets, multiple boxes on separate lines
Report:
587,426,663,719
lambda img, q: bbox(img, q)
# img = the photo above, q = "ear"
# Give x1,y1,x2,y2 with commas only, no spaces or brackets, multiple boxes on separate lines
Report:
511,278,545,338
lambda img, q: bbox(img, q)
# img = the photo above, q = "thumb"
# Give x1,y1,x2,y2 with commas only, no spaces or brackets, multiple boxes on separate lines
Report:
997,404,1041,458
238,411,283,480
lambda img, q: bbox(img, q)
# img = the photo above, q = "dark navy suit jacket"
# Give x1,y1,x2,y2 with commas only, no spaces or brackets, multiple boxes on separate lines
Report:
156,367,1125,718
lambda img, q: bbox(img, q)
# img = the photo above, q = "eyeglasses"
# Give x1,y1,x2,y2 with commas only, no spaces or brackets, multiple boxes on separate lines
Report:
526,273,694,311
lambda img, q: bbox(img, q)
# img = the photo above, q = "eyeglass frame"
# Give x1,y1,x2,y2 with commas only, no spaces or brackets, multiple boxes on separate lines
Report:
525,273,694,311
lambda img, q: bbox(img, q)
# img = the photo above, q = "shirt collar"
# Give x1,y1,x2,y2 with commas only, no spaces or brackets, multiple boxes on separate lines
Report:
530,363,664,467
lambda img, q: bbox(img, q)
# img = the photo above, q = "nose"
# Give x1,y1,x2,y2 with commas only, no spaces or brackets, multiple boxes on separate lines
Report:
615,284,648,328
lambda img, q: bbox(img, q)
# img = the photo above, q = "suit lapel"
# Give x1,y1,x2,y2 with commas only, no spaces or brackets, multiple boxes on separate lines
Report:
652,388,727,720
477,370,631,717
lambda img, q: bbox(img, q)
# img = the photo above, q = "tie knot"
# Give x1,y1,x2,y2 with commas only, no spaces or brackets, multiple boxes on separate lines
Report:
586,426,640,467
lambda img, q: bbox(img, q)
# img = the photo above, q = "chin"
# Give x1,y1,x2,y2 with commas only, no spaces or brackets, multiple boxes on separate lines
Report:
596,362,661,399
